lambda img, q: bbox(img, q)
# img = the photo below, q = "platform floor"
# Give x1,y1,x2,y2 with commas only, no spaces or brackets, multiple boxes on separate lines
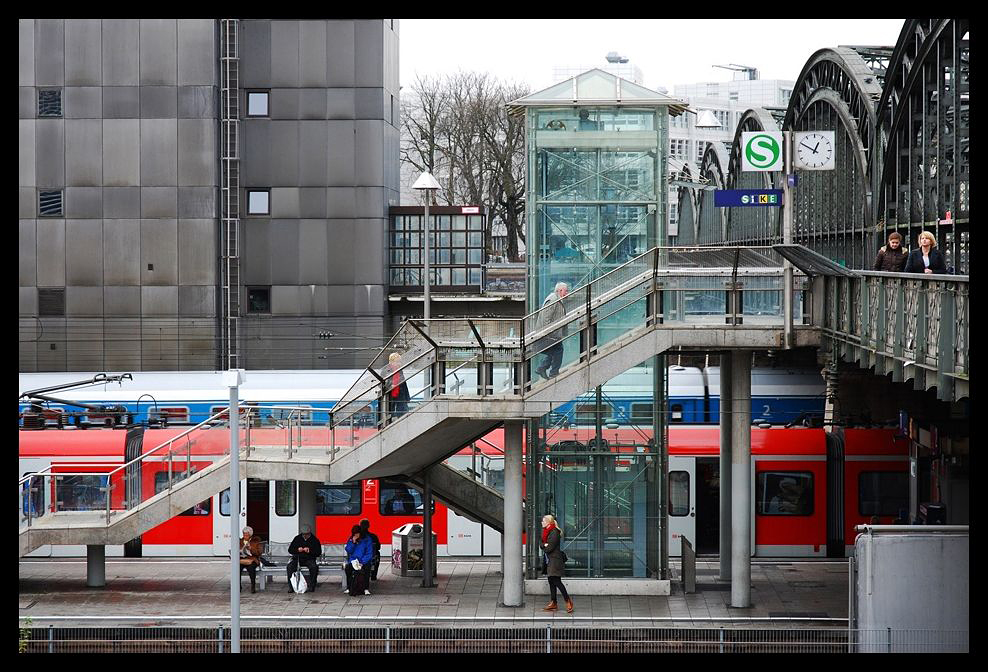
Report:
19,556,849,628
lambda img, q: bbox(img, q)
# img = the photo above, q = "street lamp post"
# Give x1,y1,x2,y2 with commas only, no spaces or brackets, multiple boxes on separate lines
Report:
223,368,245,653
412,172,441,322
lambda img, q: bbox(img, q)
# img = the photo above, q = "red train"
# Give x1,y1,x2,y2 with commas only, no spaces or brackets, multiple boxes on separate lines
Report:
19,425,907,559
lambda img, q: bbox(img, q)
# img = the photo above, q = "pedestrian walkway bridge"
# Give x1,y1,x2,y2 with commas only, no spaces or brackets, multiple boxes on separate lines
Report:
18,245,969,558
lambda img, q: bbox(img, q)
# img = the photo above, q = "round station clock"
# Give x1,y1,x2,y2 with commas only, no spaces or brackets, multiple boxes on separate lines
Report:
794,131,835,170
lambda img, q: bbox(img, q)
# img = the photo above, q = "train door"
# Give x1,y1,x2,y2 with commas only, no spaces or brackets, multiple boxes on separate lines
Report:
694,458,720,554
212,480,247,555
246,478,269,541
267,480,299,545
667,456,695,556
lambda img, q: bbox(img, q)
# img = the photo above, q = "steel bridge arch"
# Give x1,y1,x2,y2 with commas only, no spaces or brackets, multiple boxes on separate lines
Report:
782,47,884,268
874,19,969,273
695,142,731,244
674,163,699,245
724,108,782,244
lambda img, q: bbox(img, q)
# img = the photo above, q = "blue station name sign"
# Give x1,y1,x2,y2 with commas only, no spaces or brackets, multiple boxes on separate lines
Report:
714,189,784,207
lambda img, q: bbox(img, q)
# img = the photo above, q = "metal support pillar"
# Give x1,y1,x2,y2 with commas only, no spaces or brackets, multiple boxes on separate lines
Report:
421,470,436,587
502,420,524,606
730,350,751,608
86,545,105,587
718,353,732,582
225,369,244,653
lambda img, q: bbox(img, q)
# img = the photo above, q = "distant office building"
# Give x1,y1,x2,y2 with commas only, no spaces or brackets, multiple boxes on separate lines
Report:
19,19,399,372
667,75,794,238
552,52,645,85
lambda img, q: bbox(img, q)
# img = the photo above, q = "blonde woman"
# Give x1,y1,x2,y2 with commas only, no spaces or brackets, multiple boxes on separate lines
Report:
541,514,573,613
904,231,947,274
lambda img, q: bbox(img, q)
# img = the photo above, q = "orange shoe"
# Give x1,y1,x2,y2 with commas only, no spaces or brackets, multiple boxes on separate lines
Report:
566,599,574,613
542,601,558,611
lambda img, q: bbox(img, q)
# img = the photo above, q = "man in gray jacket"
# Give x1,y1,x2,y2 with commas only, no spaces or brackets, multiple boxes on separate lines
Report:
534,282,569,380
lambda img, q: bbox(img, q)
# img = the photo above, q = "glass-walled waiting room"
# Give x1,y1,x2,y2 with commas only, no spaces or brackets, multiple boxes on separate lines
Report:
511,70,684,581
527,106,667,312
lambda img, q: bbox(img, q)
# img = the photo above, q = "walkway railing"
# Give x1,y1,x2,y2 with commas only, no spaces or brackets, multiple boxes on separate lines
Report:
328,246,809,455
821,271,969,401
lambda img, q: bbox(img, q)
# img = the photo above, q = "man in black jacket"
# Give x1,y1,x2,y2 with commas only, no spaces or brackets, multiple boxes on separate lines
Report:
359,518,382,581
287,524,322,592
873,232,908,272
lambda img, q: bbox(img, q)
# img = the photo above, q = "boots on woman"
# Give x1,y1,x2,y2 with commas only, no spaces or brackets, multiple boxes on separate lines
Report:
565,599,574,613
542,601,558,611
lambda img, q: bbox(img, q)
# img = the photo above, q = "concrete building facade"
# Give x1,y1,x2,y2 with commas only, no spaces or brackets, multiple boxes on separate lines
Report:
19,19,399,372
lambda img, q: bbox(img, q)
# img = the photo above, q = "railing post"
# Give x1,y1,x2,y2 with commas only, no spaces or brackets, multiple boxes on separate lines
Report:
218,624,224,654
48,623,54,654
546,624,551,653
168,449,173,489
887,626,892,653
385,624,390,653
937,284,956,401
105,481,111,524
26,477,33,528
719,627,725,653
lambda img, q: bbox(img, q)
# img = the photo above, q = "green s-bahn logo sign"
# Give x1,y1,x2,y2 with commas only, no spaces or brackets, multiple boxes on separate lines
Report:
741,131,783,171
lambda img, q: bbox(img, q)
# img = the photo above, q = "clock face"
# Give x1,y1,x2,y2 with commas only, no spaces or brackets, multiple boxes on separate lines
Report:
794,131,835,170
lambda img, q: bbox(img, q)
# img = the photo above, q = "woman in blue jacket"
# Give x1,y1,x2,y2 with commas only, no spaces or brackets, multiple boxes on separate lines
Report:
344,524,374,595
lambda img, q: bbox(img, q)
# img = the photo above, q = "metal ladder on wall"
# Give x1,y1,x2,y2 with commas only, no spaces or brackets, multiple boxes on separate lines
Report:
220,19,241,370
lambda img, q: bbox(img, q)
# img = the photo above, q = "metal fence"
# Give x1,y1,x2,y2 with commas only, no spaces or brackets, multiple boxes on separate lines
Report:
19,625,968,653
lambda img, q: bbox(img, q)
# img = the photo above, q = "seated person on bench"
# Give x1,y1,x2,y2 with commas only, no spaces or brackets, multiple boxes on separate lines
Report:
286,524,322,593
239,526,263,593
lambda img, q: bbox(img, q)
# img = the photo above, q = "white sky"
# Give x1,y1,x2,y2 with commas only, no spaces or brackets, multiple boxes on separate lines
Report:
399,19,905,92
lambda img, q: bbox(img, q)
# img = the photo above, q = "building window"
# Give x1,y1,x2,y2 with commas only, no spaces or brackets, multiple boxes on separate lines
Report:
669,471,690,516
696,141,706,163
39,190,63,217
729,91,739,101
780,89,793,105
246,190,269,215
389,211,486,291
38,288,65,317
714,110,731,128
315,483,361,515
670,139,688,159
858,471,908,517
247,287,270,314
756,471,814,515
379,479,434,515
246,91,269,117
275,480,296,516
38,89,62,117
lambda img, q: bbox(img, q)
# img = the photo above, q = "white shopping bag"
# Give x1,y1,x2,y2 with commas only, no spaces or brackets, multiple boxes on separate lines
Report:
290,569,308,594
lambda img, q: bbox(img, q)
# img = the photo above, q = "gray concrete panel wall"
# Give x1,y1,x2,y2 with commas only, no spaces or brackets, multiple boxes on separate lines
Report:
19,220,37,287
19,20,34,86
102,20,140,85
64,20,102,86
19,19,394,371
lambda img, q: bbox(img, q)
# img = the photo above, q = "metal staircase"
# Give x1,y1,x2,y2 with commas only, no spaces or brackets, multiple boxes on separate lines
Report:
326,245,824,484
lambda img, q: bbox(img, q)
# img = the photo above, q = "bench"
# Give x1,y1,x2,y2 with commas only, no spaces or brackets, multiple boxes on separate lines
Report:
250,542,347,592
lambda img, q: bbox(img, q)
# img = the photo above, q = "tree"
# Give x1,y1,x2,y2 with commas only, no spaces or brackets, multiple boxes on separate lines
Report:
400,73,530,261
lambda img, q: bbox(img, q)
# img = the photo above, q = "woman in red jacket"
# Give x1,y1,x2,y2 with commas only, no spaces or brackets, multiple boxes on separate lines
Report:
386,352,410,418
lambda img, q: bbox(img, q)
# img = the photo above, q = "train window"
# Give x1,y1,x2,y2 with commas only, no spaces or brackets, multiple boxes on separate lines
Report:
573,402,613,424
210,406,230,421
630,403,653,424
153,472,210,515
315,483,361,516
220,489,230,516
670,404,684,423
159,407,189,423
275,480,297,516
379,479,435,516
756,472,813,515
54,475,107,511
668,471,690,516
22,473,44,518
858,471,908,517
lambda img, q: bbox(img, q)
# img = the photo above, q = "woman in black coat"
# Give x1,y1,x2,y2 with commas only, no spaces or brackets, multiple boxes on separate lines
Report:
541,514,573,613
904,231,947,274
